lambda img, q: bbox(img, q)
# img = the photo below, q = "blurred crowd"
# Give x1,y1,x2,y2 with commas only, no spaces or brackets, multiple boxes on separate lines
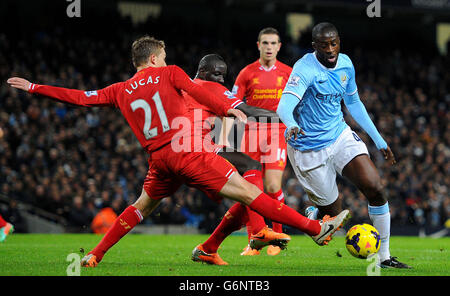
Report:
0,16,448,234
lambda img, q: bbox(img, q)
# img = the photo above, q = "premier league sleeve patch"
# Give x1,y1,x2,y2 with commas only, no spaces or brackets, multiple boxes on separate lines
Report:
224,90,236,99
287,75,300,87
84,90,98,97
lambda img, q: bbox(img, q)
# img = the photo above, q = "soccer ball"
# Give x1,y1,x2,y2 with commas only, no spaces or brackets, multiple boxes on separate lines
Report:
345,223,380,259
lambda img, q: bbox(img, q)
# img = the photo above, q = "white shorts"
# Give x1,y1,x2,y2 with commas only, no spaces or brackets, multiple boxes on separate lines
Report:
287,127,369,206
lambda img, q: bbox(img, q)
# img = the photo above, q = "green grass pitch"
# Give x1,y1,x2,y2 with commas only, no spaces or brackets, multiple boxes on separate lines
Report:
0,233,448,276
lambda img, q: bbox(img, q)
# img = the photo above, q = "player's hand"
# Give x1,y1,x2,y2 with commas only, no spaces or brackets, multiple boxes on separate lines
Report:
380,146,396,165
285,126,305,142
7,77,31,91
227,108,247,124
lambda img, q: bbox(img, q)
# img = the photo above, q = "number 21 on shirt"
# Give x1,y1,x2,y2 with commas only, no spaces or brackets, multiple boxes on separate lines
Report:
130,91,170,139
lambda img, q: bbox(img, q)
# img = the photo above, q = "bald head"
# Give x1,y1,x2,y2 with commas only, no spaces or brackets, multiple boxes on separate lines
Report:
197,54,225,72
196,54,227,85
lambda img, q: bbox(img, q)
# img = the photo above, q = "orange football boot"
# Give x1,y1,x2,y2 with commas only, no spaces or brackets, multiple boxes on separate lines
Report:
192,244,228,265
81,254,99,268
249,226,291,251
240,245,261,256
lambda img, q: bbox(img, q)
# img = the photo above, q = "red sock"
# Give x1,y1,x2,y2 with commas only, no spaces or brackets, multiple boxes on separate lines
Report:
202,202,248,254
89,205,143,262
268,189,285,233
242,170,267,237
249,193,321,236
0,215,7,228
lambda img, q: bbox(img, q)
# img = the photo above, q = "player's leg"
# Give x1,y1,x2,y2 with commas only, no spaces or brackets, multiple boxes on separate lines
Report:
342,154,386,206
241,124,290,254
342,155,391,262
260,126,288,255
335,128,410,268
262,127,288,208
299,129,358,219
262,169,285,255
215,150,267,245
287,145,342,213
219,172,350,246
306,194,343,219
187,149,349,258
82,158,180,267
81,188,162,267
186,149,349,264
342,154,411,268
263,169,285,219
238,126,273,254
193,201,248,265
188,149,288,263
286,144,353,244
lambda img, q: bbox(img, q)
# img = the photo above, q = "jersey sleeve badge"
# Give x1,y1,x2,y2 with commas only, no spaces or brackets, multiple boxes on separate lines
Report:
287,75,300,87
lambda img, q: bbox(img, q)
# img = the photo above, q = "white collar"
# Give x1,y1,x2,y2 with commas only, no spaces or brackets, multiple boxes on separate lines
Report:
258,61,277,72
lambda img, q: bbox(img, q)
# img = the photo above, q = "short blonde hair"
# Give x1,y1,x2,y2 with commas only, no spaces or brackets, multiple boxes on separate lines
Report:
131,36,165,68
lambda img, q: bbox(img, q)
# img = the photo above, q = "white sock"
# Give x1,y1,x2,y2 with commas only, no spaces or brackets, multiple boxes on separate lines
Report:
368,202,391,262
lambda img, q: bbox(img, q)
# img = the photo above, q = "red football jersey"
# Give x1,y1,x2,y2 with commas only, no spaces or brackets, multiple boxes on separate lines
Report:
232,60,292,112
184,78,243,136
28,65,230,153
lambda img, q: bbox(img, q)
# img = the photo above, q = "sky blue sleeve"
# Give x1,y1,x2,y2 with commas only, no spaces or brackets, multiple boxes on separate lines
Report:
344,76,387,149
346,59,358,96
277,61,311,129
277,92,301,129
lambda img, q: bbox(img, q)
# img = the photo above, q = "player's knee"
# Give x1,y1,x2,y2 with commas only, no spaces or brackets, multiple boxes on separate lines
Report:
265,181,281,193
262,169,283,193
133,190,157,217
264,176,281,193
132,197,148,215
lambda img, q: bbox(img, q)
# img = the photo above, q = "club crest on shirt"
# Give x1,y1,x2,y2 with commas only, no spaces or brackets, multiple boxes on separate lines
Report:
340,74,348,87
276,76,284,86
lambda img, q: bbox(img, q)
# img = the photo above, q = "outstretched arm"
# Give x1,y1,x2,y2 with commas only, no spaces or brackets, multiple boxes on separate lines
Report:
7,77,116,107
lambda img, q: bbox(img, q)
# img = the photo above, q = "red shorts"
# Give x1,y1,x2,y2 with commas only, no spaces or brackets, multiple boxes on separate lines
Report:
143,142,236,203
240,121,287,171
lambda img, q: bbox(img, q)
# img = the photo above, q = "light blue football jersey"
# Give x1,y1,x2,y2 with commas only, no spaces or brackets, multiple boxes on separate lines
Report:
281,52,358,151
